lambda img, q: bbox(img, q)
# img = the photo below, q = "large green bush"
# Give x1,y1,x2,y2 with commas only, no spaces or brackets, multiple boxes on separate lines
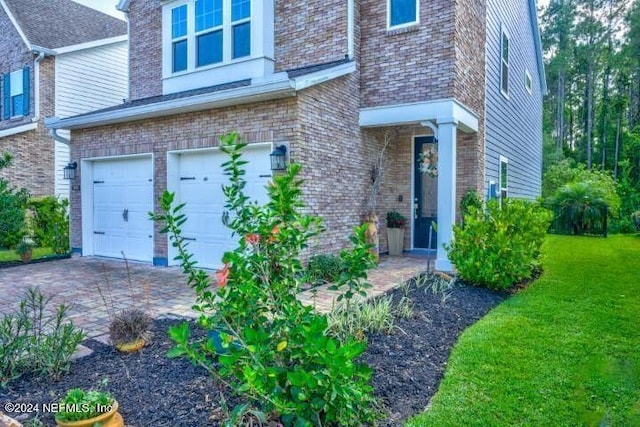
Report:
152,133,377,426
552,181,609,235
0,153,29,249
306,253,343,285
28,196,70,254
447,199,552,290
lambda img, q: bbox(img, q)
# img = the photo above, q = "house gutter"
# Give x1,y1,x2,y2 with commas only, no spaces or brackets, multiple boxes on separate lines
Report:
347,0,354,60
30,46,56,122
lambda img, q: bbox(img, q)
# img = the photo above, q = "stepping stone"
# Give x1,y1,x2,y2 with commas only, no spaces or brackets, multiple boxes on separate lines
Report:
70,344,94,360
0,413,22,427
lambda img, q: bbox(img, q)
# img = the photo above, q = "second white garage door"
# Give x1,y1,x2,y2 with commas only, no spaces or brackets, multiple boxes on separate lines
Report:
171,145,272,269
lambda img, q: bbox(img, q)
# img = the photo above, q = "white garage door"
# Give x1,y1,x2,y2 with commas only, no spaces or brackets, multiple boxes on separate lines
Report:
172,145,271,269
93,157,153,262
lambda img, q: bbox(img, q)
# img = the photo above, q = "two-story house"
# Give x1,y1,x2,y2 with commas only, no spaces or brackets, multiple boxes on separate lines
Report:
0,0,128,199
47,0,545,272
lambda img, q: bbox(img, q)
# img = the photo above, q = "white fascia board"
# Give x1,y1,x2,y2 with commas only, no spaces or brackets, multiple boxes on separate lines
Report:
528,0,548,95
0,0,30,47
359,99,479,133
292,61,356,91
47,78,296,130
0,123,38,138
53,35,127,55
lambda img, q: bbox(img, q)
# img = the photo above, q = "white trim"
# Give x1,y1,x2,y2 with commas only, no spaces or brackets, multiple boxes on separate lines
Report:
359,99,479,133
347,0,354,59
47,61,355,130
53,35,127,54
292,61,355,91
386,0,420,30
81,153,154,260
0,0,30,47
0,122,37,138
524,69,533,95
500,24,510,99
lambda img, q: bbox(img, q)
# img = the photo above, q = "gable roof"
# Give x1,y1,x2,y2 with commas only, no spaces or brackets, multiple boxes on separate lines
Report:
2,0,126,50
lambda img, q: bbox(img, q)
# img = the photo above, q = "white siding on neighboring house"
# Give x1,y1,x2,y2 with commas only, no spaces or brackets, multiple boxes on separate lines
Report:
53,41,128,199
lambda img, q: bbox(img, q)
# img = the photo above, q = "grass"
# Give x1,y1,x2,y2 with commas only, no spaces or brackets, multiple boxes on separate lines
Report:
407,235,640,427
0,247,56,262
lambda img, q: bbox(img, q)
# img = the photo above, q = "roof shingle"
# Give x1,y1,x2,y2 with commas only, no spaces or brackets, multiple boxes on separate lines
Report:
4,0,126,49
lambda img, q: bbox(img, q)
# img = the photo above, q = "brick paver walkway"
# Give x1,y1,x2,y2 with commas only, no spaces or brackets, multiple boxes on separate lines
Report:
0,254,430,338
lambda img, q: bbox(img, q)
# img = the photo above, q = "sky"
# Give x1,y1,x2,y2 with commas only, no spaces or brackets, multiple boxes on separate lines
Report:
71,0,124,20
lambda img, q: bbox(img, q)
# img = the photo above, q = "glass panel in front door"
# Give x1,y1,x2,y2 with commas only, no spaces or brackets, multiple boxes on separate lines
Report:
414,136,438,249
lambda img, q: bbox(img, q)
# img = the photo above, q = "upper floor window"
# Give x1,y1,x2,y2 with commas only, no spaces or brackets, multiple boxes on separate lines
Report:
499,156,508,201
2,68,30,120
167,0,251,75
388,0,419,29
500,26,509,97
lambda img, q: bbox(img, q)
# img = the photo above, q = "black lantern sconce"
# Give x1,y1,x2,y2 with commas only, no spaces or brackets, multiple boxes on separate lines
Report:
63,162,78,180
270,145,287,172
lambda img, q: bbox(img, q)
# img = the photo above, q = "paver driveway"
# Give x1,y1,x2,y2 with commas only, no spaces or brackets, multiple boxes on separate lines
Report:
0,254,430,339
0,256,197,338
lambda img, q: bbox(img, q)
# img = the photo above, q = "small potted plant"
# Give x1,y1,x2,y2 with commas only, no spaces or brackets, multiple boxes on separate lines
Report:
55,388,123,427
386,211,407,256
15,240,34,263
109,308,153,352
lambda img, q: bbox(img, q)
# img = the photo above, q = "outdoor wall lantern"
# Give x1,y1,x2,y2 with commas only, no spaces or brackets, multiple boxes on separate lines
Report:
63,162,78,180
270,145,287,171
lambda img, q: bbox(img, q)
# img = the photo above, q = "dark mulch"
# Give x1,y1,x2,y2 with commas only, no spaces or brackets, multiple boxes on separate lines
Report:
0,253,71,269
1,281,508,426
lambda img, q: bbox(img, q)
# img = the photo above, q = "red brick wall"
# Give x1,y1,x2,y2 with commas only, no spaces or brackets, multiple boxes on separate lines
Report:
127,0,163,100
359,0,456,108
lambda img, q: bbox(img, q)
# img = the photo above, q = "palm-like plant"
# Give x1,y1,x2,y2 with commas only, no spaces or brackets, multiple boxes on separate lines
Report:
554,181,609,235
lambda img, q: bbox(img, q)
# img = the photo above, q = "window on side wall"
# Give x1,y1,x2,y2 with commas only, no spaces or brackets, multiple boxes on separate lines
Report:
500,26,509,97
388,0,419,29
166,0,252,75
2,68,29,120
499,156,508,203
525,69,532,94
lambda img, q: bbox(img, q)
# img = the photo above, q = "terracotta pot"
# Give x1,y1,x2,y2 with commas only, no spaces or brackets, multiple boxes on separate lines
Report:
387,228,405,256
116,339,145,353
55,400,123,427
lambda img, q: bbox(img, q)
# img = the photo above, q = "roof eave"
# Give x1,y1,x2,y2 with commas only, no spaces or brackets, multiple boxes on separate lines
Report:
529,0,548,95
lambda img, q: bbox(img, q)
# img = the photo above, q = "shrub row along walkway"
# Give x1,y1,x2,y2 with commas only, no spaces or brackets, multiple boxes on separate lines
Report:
0,254,429,338
408,235,640,427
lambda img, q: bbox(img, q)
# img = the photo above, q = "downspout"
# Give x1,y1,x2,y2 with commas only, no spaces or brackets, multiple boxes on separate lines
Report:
49,128,70,146
347,0,354,60
32,50,45,122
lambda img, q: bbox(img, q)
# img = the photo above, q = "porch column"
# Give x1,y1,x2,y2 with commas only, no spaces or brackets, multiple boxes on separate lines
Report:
436,118,457,272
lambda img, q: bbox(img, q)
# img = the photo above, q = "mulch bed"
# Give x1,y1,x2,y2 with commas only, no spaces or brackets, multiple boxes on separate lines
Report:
0,253,71,269
1,280,508,426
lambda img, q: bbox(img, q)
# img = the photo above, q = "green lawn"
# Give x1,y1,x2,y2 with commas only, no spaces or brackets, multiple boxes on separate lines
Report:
408,235,640,427
0,247,56,262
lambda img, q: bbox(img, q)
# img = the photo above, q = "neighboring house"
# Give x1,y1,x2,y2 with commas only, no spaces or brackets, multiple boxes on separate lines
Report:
0,0,128,199
47,0,545,271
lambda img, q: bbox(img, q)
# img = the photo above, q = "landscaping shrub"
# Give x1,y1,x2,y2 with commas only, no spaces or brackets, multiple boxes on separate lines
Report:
152,133,377,426
447,199,552,290
552,181,609,235
459,189,482,227
306,253,343,285
55,388,114,422
0,153,29,249
328,297,395,343
0,288,85,387
28,196,70,254
634,211,640,231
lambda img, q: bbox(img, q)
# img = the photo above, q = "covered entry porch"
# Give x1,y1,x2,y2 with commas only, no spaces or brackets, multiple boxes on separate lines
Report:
360,99,481,272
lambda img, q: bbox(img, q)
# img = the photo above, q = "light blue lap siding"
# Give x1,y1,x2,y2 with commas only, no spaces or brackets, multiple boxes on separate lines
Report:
485,0,544,200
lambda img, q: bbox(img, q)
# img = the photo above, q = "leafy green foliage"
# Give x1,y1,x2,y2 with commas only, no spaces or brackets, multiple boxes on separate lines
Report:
459,189,482,227
327,297,395,343
151,133,377,426
386,211,407,228
0,288,85,387
55,388,114,422
306,254,343,285
447,199,552,290
552,180,609,235
0,181,29,249
27,197,70,254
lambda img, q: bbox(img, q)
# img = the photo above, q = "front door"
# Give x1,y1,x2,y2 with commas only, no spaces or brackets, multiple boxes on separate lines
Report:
413,136,438,249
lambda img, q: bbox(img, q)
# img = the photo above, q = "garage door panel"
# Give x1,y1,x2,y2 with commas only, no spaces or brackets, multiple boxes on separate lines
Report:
172,146,270,269
92,157,153,262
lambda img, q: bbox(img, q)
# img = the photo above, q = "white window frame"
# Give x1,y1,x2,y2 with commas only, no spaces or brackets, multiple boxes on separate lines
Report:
387,0,420,30
499,156,508,203
161,0,275,95
9,69,24,118
525,69,532,95
500,25,509,99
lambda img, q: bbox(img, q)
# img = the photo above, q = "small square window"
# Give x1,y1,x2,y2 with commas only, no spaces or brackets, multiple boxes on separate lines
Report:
172,5,187,39
389,0,418,28
196,0,222,32
12,94,23,116
232,22,251,59
197,30,223,66
231,0,250,21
